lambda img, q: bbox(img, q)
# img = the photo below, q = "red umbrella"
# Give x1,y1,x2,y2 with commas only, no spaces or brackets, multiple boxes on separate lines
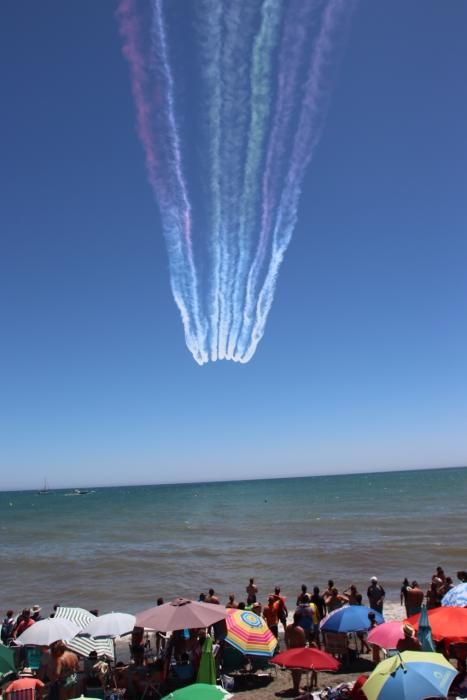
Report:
272,647,340,671
135,598,227,632
406,606,467,642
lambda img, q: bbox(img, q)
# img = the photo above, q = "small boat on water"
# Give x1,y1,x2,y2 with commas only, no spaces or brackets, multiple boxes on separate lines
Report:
37,478,51,495
65,488,92,496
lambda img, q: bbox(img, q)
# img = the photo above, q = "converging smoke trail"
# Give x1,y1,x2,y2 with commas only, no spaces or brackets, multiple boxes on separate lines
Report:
226,0,284,361
118,0,353,364
235,1,318,360
241,0,354,363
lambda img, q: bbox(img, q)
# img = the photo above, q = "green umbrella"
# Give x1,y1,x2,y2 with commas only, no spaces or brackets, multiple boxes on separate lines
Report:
196,636,216,685
0,643,16,677
161,684,232,700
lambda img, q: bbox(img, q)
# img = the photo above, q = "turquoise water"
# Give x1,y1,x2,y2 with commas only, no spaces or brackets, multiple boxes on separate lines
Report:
0,467,466,614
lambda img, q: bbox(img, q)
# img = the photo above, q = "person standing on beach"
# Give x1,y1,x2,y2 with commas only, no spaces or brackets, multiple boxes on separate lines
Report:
263,595,280,638
205,588,219,604
285,612,306,695
12,608,35,638
272,587,288,635
400,578,410,616
311,587,325,621
246,578,257,604
296,584,308,606
367,577,385,613
48,641,80,700
324,587,348,612
405,581,424,616
226,594,238,609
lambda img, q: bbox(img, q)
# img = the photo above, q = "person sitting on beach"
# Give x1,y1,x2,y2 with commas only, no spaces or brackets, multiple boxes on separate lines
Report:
205,588,219,604
405,580,424,616
5,667,45,695
296,584,308,606
285,612,306,696
324,587,348,612
226,594,238,609
451,659,467,698
396,623,422,652
367,577,385,613
237,601,246,610
263,595,280,638
246,578,258,605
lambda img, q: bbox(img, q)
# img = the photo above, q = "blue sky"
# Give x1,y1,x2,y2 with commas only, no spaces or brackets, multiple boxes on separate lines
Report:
1,0,466,490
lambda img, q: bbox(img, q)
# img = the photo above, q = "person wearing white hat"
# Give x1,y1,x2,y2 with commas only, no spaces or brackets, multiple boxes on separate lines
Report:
367,576,385,613
5,669,45,694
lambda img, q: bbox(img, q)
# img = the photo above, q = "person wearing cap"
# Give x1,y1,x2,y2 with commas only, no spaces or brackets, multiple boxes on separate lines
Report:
396,623,422,652
5,668,45,694
367,577,385,614
31,605,43,622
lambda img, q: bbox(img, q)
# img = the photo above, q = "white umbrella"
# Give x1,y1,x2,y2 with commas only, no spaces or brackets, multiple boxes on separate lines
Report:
15,617,82,646
54,606,115,659
80,612,136,639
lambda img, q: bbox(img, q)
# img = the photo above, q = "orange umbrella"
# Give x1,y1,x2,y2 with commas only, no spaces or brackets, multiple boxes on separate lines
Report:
406,606,467,642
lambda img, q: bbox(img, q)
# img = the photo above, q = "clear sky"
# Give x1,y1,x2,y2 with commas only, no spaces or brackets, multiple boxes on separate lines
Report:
1,0,466,490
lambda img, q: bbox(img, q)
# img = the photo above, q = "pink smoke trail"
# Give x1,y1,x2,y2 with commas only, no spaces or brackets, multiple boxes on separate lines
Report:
241,0,355,363
117,0,207,364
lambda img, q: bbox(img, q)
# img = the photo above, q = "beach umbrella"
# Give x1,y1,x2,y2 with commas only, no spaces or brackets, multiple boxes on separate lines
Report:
362,651,456,700
442,582,467,608
320,605,384,633
15,618,82,646
196,636,216,685
367,621,405,649
272,647,340,672
80,612,135,638
54,607,114,659
224,610,277,657
407,606,467,642
417,605,435,652
0,643,16,678
161,684,233,700
136,598,227,632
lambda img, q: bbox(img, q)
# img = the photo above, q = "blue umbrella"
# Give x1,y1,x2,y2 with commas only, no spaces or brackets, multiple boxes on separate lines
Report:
442,582,467,608
417,604,435,652
320,605,384,633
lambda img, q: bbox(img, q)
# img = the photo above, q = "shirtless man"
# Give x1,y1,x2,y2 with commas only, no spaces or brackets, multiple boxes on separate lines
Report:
205,588,219,604
246,578,258,605
405,581,424,616
48,641,80,700
285,612,306,695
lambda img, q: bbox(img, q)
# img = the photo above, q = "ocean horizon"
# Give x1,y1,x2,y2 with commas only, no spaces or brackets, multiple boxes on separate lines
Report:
1,465,466,615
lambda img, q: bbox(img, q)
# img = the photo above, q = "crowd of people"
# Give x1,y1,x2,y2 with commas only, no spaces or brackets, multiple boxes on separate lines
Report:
1,567,466,699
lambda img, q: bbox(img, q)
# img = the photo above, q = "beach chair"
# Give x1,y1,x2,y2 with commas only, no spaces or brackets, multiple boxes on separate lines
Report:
4,690,39,700
323,632,350,665
24,647,42,672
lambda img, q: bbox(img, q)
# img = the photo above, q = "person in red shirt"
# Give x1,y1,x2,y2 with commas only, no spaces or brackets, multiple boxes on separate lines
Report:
13,609,35,639
396,624,422,652
6,669,45,694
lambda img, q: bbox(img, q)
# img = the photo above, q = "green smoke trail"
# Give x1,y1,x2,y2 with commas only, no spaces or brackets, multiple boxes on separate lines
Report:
226,0,283,361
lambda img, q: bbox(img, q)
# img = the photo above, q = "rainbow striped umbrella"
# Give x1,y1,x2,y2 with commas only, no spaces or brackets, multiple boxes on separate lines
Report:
225,610,277,657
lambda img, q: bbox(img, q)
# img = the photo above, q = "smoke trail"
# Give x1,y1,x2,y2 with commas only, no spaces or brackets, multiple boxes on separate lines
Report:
117,0,207,364
194,0,223,361
235,1,318,359
225,0,284,360
241,0,354,363
215,1,260,361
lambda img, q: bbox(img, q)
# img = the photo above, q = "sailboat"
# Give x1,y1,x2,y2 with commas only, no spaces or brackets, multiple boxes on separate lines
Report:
37,478,50,495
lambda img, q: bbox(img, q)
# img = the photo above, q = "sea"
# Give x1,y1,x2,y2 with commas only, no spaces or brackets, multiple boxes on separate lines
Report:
1,466,466,617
